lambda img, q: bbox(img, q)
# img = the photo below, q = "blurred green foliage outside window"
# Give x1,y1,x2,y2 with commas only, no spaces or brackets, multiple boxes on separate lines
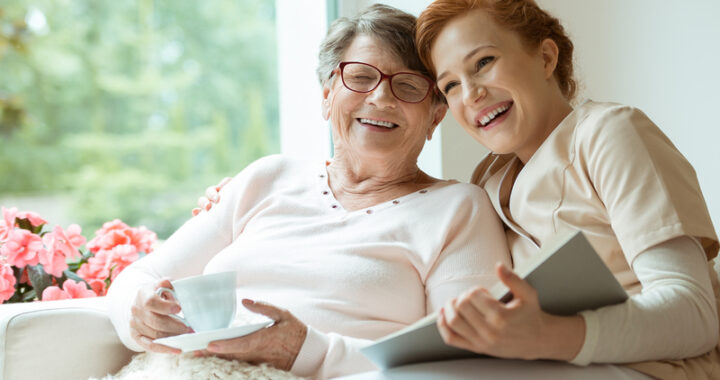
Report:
0,0,279,239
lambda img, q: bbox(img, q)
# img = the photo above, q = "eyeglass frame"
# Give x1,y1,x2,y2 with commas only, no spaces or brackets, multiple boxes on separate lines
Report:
331,61,436,104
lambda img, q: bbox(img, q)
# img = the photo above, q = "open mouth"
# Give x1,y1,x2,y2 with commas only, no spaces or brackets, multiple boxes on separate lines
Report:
357,118,399,129
478,102,513,128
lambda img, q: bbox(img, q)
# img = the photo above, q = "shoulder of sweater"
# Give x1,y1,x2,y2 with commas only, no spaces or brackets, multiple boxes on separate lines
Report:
234,154,314,181
571,100,655,142
430,180,492,206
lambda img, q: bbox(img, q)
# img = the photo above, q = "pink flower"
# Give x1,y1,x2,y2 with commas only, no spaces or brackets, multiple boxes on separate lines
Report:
39,224,87,277
76,255,109,283
39,251,65,277
16,211,47,227
17,211,47,227
106,244,139,280
41,279,96,301
43,225,85,259
0,207,18,242
64,224,87,249
87,221,129,253
1,229,44,268
87,278,107,296
2,207,18,226
86,219,155,255
0,263,17,303
0,221,9,243
78,244,138,284
129,226,157,253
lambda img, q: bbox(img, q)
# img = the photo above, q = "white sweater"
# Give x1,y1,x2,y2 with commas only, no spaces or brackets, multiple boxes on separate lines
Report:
107,155,511,379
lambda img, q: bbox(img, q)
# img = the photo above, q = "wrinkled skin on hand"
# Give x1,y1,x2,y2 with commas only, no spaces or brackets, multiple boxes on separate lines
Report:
130,278,193,354
196,299,308,371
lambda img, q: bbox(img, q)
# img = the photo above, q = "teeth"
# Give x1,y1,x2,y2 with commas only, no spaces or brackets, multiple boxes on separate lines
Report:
480,104,509,126
360,118,397,128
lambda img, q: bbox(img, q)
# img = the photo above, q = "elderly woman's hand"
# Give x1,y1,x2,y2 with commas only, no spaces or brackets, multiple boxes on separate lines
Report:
191,177,231,216
437,262,583,361
130,278,192,354
205,299,308,371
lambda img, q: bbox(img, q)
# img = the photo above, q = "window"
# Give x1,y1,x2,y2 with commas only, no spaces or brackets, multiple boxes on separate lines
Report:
0,0,280,238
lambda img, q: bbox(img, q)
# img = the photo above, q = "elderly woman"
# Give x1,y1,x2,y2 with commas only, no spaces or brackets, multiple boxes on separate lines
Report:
412,0,720,379
106,4,509,379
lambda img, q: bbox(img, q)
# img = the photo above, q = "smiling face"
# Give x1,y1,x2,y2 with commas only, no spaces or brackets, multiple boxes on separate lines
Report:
431,9,569,162
322,34,446,165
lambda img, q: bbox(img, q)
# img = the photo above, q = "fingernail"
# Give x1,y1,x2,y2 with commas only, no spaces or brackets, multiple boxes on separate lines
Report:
242,298,255,306
172,306,181,314
207,344,218,351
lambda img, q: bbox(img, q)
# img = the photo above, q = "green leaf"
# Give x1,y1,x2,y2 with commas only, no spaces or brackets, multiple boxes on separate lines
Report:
16,218,32,231
27,265,53,300
6,292,22,303
62,269,89,287
12,266,23,283
20,289,37,302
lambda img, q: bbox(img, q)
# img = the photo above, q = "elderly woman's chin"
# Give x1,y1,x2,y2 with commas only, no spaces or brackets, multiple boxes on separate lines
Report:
343,124,423,159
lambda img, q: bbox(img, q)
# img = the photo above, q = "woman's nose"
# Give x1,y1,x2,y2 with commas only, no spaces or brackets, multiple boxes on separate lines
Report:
462,81,487,107
366,79,396,108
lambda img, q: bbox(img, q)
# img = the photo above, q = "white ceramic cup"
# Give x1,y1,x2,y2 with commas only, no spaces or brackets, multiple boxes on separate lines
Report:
156,271,237,332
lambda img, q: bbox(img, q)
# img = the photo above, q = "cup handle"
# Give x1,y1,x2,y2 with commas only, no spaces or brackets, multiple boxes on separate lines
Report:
155,287,190,327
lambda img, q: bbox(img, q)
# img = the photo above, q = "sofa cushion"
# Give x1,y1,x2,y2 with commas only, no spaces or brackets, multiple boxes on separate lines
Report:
0,297,134,380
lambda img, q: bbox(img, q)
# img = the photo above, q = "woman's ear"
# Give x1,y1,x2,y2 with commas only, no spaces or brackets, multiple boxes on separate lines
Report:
321,80,333,121
426,103,448,141
540,38,560,80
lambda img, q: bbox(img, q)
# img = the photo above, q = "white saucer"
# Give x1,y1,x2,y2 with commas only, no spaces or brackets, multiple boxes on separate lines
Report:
154,321,273,352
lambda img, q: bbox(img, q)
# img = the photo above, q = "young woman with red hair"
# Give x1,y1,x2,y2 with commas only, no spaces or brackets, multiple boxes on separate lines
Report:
416,1,719,379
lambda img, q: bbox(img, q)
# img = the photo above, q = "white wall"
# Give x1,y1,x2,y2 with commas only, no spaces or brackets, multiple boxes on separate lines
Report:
338,0,720,230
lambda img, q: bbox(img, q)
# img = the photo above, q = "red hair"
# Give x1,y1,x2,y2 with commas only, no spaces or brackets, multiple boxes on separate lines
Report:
416,0,577,100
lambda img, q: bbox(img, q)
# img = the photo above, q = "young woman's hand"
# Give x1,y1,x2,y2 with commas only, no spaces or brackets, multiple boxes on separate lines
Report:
129,278,192,354
191,177,232,216
437,262,584,361
204,299,308,371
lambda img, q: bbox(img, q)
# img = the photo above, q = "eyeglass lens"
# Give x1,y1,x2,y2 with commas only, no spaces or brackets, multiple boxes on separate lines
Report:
341,63,430,103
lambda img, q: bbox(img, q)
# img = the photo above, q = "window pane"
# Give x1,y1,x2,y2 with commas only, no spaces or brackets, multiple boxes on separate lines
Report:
0,0,279,239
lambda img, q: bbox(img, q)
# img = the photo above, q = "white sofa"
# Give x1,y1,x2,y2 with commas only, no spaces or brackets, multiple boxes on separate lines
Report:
0,297,134,380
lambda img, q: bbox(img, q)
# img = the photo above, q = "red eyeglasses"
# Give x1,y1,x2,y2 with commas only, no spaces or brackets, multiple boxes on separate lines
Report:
334,61,434,104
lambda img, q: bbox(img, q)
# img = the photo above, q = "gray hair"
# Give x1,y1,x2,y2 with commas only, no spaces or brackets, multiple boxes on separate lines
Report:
316,4,432,86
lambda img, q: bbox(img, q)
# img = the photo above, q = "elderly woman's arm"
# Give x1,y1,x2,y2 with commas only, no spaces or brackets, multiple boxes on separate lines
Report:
107,157,269,352
107,208,234,351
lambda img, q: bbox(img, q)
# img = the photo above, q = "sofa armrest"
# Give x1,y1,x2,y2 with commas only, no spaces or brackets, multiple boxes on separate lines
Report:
0,297,135,380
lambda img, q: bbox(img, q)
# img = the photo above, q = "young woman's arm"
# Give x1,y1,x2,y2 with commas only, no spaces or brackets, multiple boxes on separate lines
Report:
573,236,718,364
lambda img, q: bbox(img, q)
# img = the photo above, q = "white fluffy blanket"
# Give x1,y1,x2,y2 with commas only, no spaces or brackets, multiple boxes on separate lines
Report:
91,352,304,380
